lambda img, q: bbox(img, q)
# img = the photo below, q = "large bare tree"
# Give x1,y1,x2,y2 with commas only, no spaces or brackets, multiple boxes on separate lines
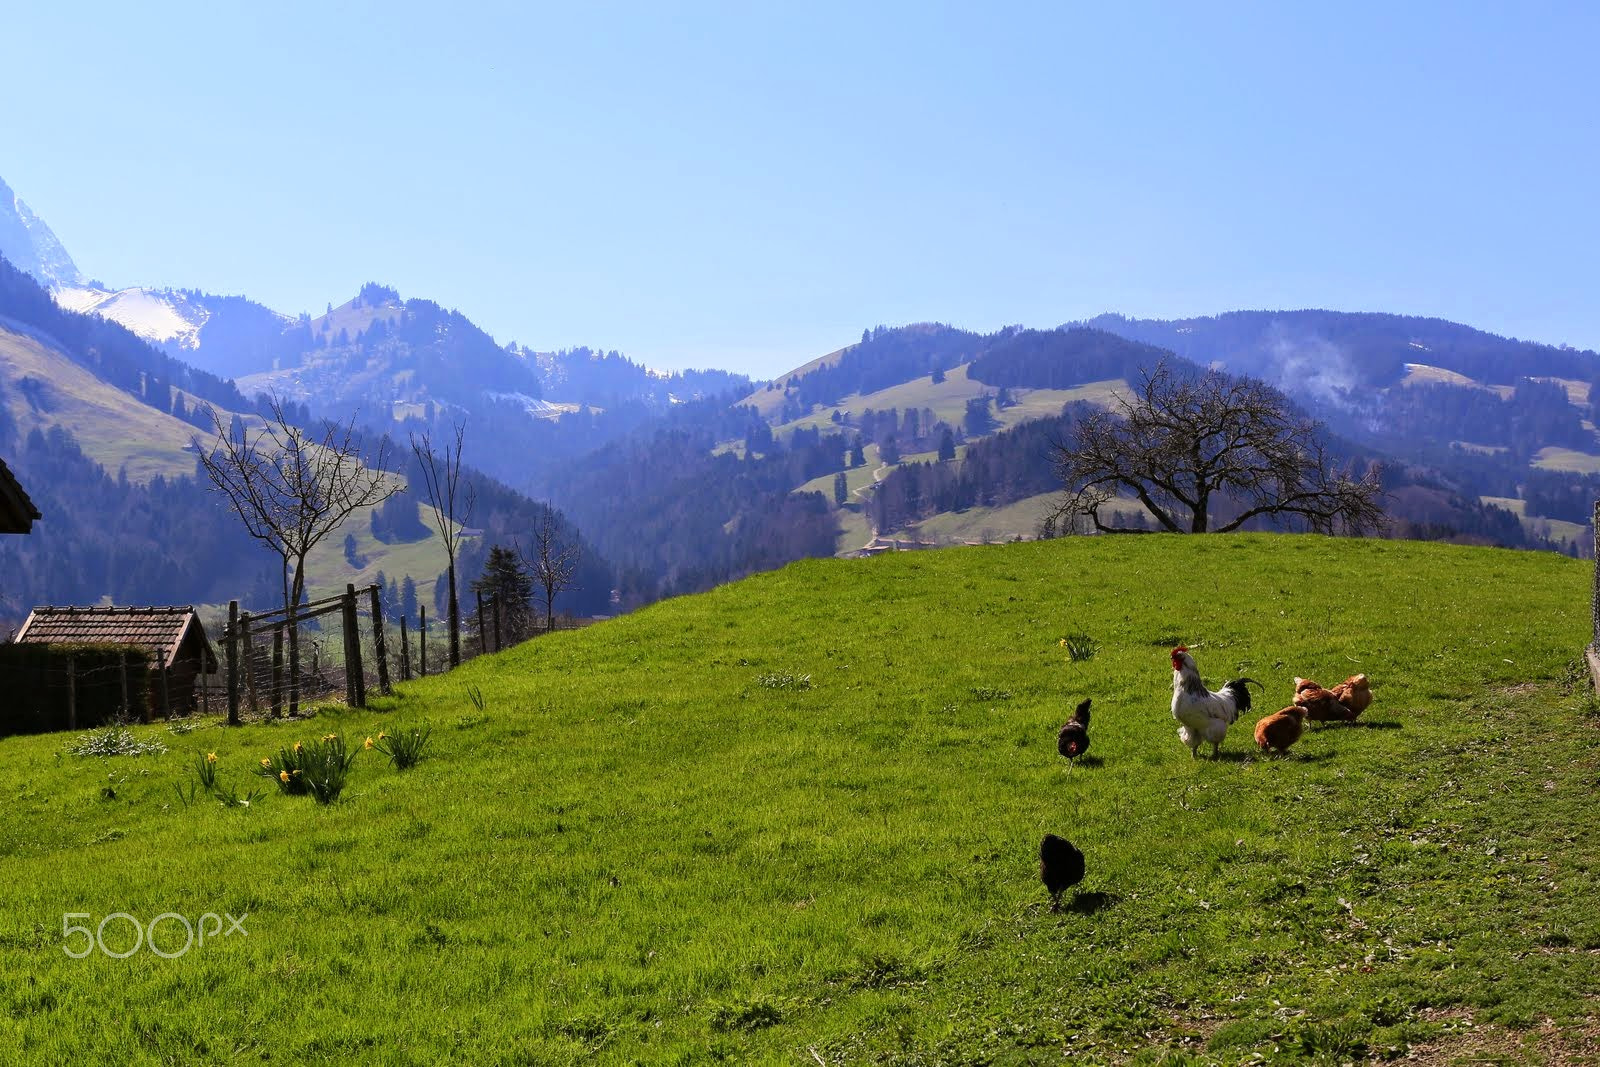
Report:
1044,363,1384,536
197,397,398,717
410,423,474,668
527,509,580,635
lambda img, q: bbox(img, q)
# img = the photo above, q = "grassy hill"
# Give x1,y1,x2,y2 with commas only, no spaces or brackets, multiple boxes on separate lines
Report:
0,321,467,614
1,534,1596,1063
0,325,199,481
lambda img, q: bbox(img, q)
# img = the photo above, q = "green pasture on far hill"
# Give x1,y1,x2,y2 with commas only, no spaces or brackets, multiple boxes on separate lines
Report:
0,534,1596,1064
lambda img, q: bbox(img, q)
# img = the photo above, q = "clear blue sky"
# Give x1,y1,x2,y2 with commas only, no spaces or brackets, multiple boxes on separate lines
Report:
4,2,1597,377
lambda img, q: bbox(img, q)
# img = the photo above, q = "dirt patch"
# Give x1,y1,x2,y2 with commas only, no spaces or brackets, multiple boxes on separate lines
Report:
1404,1011,1600,1065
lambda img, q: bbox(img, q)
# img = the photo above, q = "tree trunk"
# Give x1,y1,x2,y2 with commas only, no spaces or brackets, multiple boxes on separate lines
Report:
288,567,304,716
447,560,461,668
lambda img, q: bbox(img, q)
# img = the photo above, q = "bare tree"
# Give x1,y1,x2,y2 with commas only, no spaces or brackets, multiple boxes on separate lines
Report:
196,397,398,717
410,423,474,668
1044,363,1384,536
527,509,580,634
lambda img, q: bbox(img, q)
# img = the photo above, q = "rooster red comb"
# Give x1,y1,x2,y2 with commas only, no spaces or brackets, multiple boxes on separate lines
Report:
1172,645,1188,654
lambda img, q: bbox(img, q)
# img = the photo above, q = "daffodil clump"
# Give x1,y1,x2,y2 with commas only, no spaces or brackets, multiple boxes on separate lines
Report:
374,725,432,771
254,734,359,804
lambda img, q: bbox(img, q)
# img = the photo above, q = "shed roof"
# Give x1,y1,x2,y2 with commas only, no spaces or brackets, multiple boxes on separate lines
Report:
14,606,217,671
0,456,40,534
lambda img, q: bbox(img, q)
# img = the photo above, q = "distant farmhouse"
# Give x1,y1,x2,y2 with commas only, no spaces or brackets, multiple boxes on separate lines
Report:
14,606,218,716
0,456,39,534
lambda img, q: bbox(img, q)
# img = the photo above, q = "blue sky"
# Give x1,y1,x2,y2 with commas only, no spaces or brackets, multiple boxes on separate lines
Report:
4,2,1597,377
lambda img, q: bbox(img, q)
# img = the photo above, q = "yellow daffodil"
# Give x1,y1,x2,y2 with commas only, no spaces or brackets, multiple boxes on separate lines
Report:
292,742,302,753
1058,638,1067,647
260,758,272,768
279,770,291,783
206,752,218,763
363,737,374,749
377,731,388,740
322,733,337,742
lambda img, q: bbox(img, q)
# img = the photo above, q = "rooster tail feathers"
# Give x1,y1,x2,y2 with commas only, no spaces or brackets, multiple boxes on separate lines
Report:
1224,677,1261,714
1073,698,1092,727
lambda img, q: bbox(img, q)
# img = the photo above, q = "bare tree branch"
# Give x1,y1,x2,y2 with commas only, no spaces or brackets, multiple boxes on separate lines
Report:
1048,362,1385,536
195,397,399,716
525,509,580,635
410,423,474,668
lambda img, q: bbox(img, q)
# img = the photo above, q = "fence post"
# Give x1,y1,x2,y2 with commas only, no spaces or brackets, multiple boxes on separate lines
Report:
476,590,488,656
240,612,259,718
1592,499,1600,649
399,615,411,681
493,594,503,652
342,587,358,707
201,656,209,716
226,601,240,726
119,651,131,721
420,606,428,677
271,627,284,717
158,663,170,720
369,584,391,696
345,584,367,708
66,655,77,731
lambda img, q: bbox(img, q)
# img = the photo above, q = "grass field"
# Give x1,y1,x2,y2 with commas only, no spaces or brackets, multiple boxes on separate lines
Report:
1,534,1597,1064
768,364,1121,438
0,326,199,481
1533,447,1600,475
1480,496,1590,550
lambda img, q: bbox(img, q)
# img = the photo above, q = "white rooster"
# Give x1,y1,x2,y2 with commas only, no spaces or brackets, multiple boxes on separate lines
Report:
1170,646,1260,759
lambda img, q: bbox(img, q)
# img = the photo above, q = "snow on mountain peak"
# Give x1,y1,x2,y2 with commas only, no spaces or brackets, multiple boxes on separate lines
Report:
54,286,210,349
0,175,86,288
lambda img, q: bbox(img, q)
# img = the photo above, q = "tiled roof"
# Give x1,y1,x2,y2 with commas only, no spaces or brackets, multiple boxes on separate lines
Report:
14,606,216,670
0,456,39,534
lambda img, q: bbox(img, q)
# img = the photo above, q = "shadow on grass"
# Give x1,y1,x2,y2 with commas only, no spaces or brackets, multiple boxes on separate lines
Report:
1259,749,1334,763
1064,755,1104,769
1311,720,1402,731
1066,891,1120,915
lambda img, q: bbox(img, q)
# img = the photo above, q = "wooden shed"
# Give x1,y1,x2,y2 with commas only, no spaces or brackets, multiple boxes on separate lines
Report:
14,606,218,716
0,456,39,534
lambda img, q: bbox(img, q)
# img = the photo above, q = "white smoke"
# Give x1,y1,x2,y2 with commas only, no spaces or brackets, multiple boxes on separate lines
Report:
1262,324,1362,412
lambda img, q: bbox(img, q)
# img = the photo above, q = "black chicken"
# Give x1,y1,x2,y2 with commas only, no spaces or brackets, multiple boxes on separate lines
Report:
1056,698,1092,762
1039,833,1085,912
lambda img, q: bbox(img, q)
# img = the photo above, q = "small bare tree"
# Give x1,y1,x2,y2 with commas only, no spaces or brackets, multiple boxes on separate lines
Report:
1045,363,1384,536
528,509,580,634
410,423,474,668
197,397,398,717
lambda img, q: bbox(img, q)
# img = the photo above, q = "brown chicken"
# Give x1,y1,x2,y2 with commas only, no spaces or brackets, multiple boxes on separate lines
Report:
1293,676,1353,723
1330,674,1372,719
1255,704,1307,753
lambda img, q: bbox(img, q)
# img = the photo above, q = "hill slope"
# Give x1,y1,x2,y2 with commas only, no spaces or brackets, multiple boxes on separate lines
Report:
1,535,1594,1063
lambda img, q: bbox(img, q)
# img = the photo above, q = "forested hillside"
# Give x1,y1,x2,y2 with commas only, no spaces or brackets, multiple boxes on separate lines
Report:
0,256,615,626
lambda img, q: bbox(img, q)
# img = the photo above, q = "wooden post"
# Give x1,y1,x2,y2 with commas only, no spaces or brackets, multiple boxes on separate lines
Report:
201,657,209,716
271,627,284,717
157,663,170,720
240,612,259,718
342,586,358,707
493,594,503,652
369,584,391,696
66,656,77,731
119,651,131,722
476,590,488,656
1592,500,1600,649
399,616,411,681
345,584,366,708
419,606,428,677
226,601,240,726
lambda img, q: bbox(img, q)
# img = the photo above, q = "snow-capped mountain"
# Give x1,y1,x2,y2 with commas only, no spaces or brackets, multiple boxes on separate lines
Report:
52,284,211,350
0,176,85,289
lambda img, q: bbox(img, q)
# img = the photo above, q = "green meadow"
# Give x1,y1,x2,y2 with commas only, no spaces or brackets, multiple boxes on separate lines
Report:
1,534,1597,1064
